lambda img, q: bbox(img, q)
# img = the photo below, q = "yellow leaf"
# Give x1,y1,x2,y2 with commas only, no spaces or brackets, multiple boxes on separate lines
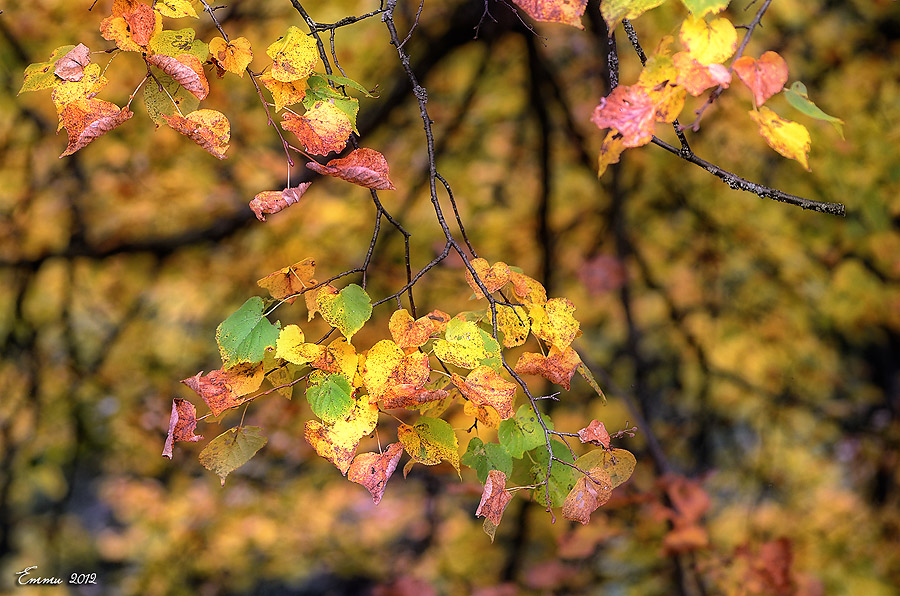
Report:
679,14,736,65
154,0,198,18
209,36,253,77
266,25,318,82
304,395,378,475
51,63,109,130
496,304,529,348
597,130,627,178
748,106,811,171
361,339,405,402
260,72,307,112
530,297,580,351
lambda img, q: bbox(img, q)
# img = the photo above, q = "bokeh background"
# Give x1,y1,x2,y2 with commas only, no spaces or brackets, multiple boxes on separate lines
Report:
1,0,899,594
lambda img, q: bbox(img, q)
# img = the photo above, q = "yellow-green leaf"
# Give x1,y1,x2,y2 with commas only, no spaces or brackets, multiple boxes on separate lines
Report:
199,426,267,486
398,416,460,476
433,318,501,371
601,0,667,32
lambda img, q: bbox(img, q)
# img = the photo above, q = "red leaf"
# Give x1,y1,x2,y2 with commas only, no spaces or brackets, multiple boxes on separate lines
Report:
476,469,513,541
59,98,133,157
733,51,788,107
591,85,656,148
146,53,209,100
249,183,311,221
54,43,91,82
123,1,156,46
347,442,404,504
512,0,588,29
513,346,581,390
306,148,396,190
181,362,264,416
162,398,203,458
577,419,611,448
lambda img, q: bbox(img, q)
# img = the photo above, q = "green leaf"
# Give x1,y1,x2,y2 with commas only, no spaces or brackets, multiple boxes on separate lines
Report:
461,437,513,483
433,319,502,371
319,72,378,97
143,71,200,126
576,448,636,489
784,81,845,139
306,370,354,423
679,0,730,17
19,45,74,94
148,28,209,62
498,404,554,458
304,74,346,105
530,439,578,508
398,416,460,476
317,284,372,340
333,97,360,135
215,297,279,368
576,363,607,405
199,426,267,486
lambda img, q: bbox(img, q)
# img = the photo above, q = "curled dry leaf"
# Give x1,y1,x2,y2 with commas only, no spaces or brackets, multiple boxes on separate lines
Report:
451,366,517,420
388,308,450,350
733,51,789,107
54,43,91,82
249,183,311,222
59,98,133,157
562,467,613,525
162,398,203,458
162,109,230,159
577,420,611,449
181,362,265,417
514,345,581,390
306,148,396,190
476,469,513,542
146,53,209,100
512,0,588,29
347,443,404,505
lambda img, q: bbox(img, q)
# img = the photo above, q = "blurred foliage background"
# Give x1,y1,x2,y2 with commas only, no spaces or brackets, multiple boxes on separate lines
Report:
1,0,899,594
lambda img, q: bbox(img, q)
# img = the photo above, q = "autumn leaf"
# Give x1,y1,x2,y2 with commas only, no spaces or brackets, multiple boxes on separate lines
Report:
215,296,279,368
496,304,529,348
597,130,627,178
266,25,318,82
530,297,580,350
51,63,108,125
389,308,450,350
181,362,265,416
282,101,352,156
146,53,209,100
148,28,209,62
784,81,845,139
305,148,396,190
464,258,511,298
361,340,444,408
162,109,230,159
451,366,517,420
562,467,613,525
578,448,636,488
433,318,502,371
601,0,666,32
591,85,656,148
511,0,588,29
199,426,267,486
748,107,811,170
398,416,460,477
249,184,311,222
20,45,75,94
680,0,730,17
260,72,307,112
679,14,737,65
475,470,514,542
637,45,687,123
462,437,513,484
530,439,579,508
733,51,789,107
58,98,133,157
306,370,354,424
304,395,378,474
100,2,161,52
498,404,554,458
508,271,546,305
577,363,607,404
257,258,316,304
514,346,581,389
464,400,503,428
275,324,326,366
208,36,252,77
162,398,203,458
347,443,404,505
577,420,611,448
144,71,199,127
54,44,91,82
673,52,731,96
154,0,198,19
315,283,372,340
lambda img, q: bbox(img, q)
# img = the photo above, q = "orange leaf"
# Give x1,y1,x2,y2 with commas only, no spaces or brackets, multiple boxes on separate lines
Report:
123,1,156,46
591,85,656,148
100,1,160,52
181,362,265,416
59,98,133,157
347,443,404,504
463,400,503,428
249,184,311,221
513,345,581,389
146,53,209,100
208,36,253,77
54,43,91,82
562,467,612,525
257,257,316,304
748,107,811,170
451,366,517,420
511,0,588,29
509,270,547,306
282,101,352,156
305,148,396,190
162,109,230,159
577,419,611,448
733,51,788,107
673,52,731,96
389,308,450,350
464,258,510,298
162,398,203,458
476,470,513,541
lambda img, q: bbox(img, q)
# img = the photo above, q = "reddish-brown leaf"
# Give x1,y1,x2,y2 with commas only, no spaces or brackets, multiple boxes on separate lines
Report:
389,308,450,350
577,419,611,448
54,43,91,82
513,345,581,389
306,148,396,190
464,258,511,298
281,102,352,156
181,362,265,416
257,257,316,304
512,0,588,29
591,85,656,148
162,109,230,159
249,183,311,222
146,53,209,100
451,366,517,420
562,467,613,525
347,443,404,504
59,98,133,157
476,469,513,541
733,51,788,107
123,1,156,46
162,398,203,458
